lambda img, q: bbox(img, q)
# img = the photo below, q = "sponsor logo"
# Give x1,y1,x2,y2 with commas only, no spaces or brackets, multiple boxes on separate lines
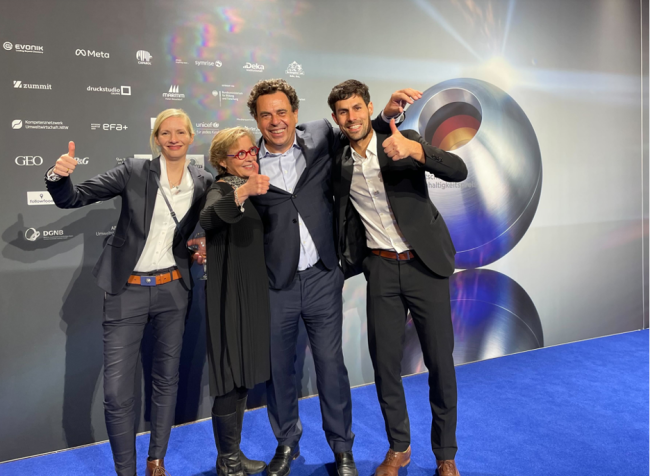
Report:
163,85,185,101
75,157,89,164
175,58,188,65
116,157,127,165
12,119,69,130
86,85,131,96
134,154,153,160
136,50,152,65
75,49,109,58
243,62,264,72
212,89,243,106
4,41,44,53
27,191,54,206
195,121,220,135
236,118,260,133
24,227,73,241
91,123,128,131
96,225,116,237
187,155,205,169
286,61,304,78
15,155,43,166
13,80,51,90
195,59,222,67
151,117,156,129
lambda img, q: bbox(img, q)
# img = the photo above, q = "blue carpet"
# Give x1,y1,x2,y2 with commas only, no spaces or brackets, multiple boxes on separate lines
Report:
2,330,648,476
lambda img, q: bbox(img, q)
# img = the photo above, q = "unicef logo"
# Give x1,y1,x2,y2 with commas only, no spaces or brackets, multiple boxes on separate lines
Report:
24,228,40,241
3,42,13,50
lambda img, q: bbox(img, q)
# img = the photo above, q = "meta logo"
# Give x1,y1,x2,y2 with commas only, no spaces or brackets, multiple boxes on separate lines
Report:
243,62,264,72
15,155,43,166
75,49,110,58
4,41,43,53
91,123,128,131
136,50,152,65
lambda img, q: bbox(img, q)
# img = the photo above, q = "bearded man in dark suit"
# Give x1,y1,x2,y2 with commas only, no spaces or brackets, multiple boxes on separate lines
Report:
329,80,468,476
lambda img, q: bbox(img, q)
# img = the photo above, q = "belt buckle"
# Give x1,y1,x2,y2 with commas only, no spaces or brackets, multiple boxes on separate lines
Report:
140,276,157,286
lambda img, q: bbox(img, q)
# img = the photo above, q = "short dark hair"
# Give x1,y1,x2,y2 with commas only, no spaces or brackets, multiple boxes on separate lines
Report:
327,79,371,113
247,79,300,117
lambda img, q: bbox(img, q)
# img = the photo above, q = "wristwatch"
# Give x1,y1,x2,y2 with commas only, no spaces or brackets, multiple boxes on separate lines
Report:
46,167,62,182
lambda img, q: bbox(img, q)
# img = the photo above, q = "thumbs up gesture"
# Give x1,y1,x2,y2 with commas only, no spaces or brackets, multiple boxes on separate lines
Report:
382,120,423,162
54,141,78,177
237,161,270,201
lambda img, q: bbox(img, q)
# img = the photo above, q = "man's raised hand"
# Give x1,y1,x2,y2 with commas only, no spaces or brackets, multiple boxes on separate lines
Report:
382,119,423,162
54,141,78,177
382,88,423,117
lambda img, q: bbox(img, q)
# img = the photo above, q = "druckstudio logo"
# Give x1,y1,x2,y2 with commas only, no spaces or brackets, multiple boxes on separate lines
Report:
75,49,110,58
14,80,52,90
243,62,264,72
163,84,185,101
136,50,152,65
87,85,131,96
286,61,304,78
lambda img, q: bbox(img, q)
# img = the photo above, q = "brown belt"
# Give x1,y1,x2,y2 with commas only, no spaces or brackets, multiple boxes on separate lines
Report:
371,249,416,261
128,269,182,286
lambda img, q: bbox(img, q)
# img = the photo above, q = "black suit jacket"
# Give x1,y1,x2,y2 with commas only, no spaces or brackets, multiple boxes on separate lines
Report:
333,129,468,279
251,117,394,290
45,157,213,294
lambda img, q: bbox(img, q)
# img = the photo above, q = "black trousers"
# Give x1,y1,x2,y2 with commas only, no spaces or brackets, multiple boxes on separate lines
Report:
103,279,190,476
363,253,458,461
266,261,354,453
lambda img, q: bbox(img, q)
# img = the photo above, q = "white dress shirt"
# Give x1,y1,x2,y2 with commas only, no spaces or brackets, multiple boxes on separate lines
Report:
349,131,411,253
259,137,319,271
134,158,194,272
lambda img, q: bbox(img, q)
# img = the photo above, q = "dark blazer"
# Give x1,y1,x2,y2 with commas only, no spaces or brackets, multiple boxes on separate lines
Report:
45,157,213,294
333,129,468,279
251,117,393,290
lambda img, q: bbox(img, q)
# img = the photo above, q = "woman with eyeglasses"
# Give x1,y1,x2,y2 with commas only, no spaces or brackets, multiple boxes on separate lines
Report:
200,127,271,476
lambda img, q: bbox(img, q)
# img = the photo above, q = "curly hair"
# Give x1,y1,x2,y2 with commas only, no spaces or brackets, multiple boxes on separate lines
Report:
327,79,371,113
247,79,300,118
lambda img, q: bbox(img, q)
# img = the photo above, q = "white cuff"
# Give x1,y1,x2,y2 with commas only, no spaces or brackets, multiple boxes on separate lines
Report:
381,110,405,123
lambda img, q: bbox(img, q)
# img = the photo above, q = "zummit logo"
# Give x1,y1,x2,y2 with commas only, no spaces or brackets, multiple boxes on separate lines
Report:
14,80,52,90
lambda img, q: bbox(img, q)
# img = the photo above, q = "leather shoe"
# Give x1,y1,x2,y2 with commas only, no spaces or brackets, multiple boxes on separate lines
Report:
374,446,411,476
267,445,300,476
145,458,170,476
436,460,460,476
335,451,358,476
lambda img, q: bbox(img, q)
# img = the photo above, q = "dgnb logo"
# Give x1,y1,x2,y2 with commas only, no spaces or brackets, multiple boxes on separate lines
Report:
12,119,23,129
24,227,68,241
15,155,43,166
24,228,41,241
75,49,109,58
136,50,152,65
163,85,185,101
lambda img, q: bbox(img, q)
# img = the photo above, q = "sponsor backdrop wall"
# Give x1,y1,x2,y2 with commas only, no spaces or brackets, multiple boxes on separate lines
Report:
0,0,647,463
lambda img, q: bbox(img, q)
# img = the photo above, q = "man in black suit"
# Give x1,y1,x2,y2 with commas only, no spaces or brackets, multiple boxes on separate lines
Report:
245,79,420,476
328,80,468,476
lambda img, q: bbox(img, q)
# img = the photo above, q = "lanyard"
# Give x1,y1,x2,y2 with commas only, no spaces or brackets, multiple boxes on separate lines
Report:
153,173,180,228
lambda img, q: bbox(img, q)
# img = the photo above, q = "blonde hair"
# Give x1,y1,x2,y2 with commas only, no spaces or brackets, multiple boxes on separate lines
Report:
209,127,256,175
150,109,195,156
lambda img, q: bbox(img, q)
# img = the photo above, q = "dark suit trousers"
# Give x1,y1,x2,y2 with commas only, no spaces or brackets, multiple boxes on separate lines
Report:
363,253,458,461
102,279,189,476
266,261,354,453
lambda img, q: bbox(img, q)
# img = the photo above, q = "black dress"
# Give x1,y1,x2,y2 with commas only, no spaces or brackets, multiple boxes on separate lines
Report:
199,180,270,396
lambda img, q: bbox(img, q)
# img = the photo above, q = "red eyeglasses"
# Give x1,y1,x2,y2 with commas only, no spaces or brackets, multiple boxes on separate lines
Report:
227,146,260,160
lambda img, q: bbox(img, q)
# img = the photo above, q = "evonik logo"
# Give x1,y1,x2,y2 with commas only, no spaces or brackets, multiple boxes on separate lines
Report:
4,41,43,53
75,49,110,58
